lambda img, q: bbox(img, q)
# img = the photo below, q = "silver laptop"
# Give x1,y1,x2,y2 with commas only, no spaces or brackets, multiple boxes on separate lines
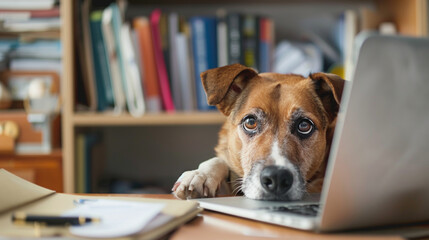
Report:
197,36,429,232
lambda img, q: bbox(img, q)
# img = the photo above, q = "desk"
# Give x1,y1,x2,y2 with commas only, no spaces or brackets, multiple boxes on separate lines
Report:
94,194,409,240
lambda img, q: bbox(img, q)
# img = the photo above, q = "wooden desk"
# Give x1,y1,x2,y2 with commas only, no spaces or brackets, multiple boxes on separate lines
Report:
97,194,409,240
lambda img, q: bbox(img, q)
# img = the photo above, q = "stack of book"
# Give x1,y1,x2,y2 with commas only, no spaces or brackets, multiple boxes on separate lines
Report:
76,2,275,115
0,0,61,73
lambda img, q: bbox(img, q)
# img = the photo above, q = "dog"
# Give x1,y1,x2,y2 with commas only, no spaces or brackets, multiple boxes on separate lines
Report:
172,63,345,201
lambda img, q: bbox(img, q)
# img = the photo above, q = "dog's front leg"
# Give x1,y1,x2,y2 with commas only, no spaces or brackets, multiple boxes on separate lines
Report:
172,157,229,199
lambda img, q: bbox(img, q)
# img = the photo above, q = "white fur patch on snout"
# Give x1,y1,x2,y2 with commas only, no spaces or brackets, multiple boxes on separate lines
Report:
242,141,305,200
269,140,304,199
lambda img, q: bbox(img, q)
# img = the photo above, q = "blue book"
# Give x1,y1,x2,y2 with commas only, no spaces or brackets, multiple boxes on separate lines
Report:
190,16,217,111
90,10,114,111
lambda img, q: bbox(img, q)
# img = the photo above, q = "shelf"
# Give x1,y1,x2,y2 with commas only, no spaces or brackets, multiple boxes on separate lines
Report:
0,148,62,158
72,112,226,126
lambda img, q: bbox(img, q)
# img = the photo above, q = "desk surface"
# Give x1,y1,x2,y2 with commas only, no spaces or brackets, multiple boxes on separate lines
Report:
90,194,413,240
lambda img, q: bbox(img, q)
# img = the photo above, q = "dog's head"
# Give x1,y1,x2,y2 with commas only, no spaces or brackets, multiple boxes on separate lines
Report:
201,64,345,201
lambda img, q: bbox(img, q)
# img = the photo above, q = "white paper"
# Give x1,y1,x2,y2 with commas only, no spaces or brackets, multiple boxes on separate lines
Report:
63,199,164,238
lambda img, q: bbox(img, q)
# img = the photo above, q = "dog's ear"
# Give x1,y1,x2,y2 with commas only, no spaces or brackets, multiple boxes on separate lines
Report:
201,63,258,116
310,73,346,121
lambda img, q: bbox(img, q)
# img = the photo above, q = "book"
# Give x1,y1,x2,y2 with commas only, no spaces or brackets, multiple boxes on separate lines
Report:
259,17,272,73
217,11,228,67
73,0,90,110
191,16,218,111
150,9,175,112
101,4,126,114
1,18,60,32
133,17,162,113
90,10,114,111
120,23,146,117
10,58,62,73
0,0,56,11
160,13,171,87
11,40,61,59
130,29,144,91
226,13,242,65
108,3,144,116
0,7,60,20
242,14,259,70
0,169,201,239
168,12,183,110
81,0,97,111
176,31,196,112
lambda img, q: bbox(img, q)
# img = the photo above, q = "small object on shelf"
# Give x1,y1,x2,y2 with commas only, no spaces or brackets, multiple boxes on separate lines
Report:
0,121,19,153
21,77,60,153
0,82,12,109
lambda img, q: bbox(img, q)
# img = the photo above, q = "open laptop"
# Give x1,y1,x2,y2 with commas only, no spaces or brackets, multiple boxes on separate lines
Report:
197,36,429,232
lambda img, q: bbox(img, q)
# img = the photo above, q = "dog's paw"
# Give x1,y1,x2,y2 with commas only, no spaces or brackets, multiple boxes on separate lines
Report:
172,170,219,199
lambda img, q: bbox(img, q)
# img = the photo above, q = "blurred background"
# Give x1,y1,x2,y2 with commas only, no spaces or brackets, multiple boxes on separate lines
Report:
0,0,427,194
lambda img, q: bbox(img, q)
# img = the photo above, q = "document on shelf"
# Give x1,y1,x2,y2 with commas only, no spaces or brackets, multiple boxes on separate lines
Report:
63,199,164,238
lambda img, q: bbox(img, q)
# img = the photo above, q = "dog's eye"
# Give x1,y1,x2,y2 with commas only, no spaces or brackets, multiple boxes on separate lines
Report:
243,116,258,133
297,118,314,135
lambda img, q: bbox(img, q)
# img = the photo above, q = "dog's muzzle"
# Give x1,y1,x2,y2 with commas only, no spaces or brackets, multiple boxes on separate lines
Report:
260,165,294,196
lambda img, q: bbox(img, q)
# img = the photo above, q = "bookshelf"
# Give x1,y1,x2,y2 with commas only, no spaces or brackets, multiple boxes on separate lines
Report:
0,3,62,191
61,0,427,193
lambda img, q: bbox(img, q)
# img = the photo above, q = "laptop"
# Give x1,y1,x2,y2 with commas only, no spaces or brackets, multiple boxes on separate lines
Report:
197,36,429,232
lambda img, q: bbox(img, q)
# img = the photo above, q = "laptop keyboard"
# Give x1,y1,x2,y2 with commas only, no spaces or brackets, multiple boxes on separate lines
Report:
262,204,320,216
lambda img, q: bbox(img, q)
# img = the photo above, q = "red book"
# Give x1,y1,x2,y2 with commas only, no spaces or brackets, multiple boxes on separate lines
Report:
150,9,175,112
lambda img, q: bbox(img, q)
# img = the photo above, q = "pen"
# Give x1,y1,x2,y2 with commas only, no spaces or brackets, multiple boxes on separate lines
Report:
12,212,100,226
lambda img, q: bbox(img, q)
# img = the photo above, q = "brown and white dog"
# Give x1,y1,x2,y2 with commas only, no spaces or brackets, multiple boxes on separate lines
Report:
172,64,345,201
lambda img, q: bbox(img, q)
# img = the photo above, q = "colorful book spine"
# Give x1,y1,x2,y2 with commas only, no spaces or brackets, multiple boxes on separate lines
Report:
205,17,218,71
259,17,272,73
120,23,146,117
217,11,228,67
242,14,259,70
176,32,195,112
190,16,217,111
109,3,133,114
81,0,97,111
133,17,162,113
150,9,175,112
227,13,242,65
101,4,126,114
89,10,114,111
168,12,183,110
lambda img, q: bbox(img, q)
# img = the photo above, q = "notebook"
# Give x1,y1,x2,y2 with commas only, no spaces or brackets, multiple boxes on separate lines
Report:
0,169,201,239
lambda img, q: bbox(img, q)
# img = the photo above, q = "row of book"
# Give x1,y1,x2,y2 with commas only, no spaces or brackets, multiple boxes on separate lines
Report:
76,2,275,115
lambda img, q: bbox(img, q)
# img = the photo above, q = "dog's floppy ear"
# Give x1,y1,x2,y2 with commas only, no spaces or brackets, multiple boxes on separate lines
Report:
310,73,346,121
201,63,258,116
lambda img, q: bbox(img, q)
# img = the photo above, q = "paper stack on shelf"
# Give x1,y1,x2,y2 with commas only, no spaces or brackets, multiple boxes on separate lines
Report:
8,40,62,74
0,0,59,33
0,1,61,74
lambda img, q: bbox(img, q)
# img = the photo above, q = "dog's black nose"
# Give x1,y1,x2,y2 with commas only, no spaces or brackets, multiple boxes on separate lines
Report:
260,166,293,195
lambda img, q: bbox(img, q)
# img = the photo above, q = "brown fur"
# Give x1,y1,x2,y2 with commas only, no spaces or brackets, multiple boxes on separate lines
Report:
173,64,345,200
203,64,344,194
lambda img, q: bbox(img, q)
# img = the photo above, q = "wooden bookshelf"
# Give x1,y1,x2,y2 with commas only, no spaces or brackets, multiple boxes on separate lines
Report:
60,0,427,193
